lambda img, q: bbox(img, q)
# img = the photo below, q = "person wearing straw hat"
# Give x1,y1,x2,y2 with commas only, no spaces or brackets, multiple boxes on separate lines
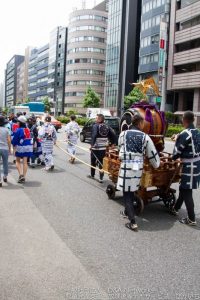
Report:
12,115,33,183
0,116,11,187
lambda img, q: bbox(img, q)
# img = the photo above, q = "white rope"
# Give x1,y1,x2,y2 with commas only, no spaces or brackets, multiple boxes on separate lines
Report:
56,141,110,175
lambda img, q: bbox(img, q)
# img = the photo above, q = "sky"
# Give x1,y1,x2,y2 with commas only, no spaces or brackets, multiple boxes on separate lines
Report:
0,0,102,82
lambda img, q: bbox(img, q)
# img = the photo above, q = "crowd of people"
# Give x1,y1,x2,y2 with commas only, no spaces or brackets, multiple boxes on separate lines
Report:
0,112,57,184
0,110,199,232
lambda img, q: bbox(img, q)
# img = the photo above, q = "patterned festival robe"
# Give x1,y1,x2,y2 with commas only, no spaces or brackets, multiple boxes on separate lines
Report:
173,124,200,189
65,121,80,156
38,123,57,168
117,128,160,192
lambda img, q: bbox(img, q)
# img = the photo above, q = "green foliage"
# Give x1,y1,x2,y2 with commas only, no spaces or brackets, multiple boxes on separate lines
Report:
42,97,52,112
166,124,184,137
124,87,147,110
25,97,30,103
66,109,78,117
83,86,100,108
2,107,9,115
57,116,89,126
165,111,176,124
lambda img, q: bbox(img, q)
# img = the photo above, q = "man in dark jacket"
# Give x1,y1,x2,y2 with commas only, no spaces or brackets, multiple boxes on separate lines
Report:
89,114,116,183
171,111,200,226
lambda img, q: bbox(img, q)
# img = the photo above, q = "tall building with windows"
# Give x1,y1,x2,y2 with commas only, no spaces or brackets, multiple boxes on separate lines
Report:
167,0,200,123
104,0,141,116
28,44,49,102
65,1,108,113
16,61,25,103
48,27,68,114
5,55,24,107
0,82,4,107
139,0,170,102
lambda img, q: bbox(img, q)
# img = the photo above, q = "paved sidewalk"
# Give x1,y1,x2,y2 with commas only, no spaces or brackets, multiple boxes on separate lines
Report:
0,175,108,300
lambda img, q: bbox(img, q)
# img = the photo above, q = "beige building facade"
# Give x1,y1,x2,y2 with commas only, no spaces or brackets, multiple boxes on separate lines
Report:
16,47,32,103
167,0,200,122
65,4,108,113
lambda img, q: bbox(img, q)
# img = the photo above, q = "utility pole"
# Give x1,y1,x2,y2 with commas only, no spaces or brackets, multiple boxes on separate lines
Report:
159,19,168,111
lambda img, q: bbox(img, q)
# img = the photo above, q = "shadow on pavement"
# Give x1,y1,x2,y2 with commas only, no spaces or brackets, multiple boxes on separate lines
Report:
23,181,42,188
2,182,23,190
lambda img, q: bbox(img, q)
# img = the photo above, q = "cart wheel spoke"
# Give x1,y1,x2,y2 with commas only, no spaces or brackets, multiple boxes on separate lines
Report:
162,191,176,209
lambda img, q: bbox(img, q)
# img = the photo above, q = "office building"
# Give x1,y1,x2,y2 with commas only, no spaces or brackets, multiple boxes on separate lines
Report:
139,0,170,103
48,27,68,114
16,61,25,103
0,82,4,107
28,44,49,102
104,0,141,116
65,1,108,113
5,55,24,107
167,0,200,122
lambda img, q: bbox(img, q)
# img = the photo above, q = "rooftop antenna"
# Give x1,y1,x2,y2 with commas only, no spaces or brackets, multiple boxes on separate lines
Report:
82,0,86,9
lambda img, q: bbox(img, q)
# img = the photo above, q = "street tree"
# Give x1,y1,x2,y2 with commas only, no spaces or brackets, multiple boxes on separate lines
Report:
124,87,147,110
83,86,100,108
42,97,52,113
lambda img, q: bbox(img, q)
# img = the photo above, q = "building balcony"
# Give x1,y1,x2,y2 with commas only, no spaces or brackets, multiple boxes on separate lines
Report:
174,47,200,66
172,71,200,89
138,62,158,74
176,1,200,23
175,24,200,45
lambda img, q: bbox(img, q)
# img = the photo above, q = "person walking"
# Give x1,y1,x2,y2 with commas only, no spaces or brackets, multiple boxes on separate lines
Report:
38,116,57,171
27,116,42,168
89,114,116,183
12,115,33,183
117,114,160,232
0,116,11,187
65,115,80,164
170,111,200,226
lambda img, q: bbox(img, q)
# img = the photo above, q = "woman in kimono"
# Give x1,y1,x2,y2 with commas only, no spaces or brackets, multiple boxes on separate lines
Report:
38,116,57,171
65,115,80,164
117,114,160,231
170,111,200,226
12,116,33,183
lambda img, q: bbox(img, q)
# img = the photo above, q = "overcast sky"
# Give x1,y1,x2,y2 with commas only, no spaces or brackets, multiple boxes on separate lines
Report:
0,0,102,82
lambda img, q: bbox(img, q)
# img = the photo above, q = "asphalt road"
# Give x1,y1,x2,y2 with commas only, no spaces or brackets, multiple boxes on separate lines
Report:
0,128,200,300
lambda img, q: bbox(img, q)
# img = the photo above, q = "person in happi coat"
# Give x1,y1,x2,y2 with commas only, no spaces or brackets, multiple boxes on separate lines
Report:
27,116,43,168
89,114,117,183
170,111,200,226
65,115,80,164
117,114,160,232
38,116,57,171
12,116,33,183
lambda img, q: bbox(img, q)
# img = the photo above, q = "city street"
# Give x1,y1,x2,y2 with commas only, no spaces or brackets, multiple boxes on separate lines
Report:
0,128,199,300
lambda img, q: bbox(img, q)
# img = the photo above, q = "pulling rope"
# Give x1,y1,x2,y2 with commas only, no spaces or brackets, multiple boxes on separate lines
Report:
56,141,110,175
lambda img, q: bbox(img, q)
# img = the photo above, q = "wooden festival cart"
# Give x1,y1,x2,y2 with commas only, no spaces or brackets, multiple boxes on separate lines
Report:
103,148,181,215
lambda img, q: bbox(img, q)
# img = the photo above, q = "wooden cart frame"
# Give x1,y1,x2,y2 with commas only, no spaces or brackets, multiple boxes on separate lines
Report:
103,149,181,215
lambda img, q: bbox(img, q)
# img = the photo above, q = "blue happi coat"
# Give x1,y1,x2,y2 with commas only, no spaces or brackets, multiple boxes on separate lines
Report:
173,125,200,189
117,128,160,192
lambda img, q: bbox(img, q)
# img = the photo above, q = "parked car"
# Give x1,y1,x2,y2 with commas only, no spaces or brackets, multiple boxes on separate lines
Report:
80,117,120,143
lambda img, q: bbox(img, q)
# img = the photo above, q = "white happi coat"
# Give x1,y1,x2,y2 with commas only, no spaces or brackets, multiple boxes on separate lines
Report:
117,128,160,192
65,121,80,155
